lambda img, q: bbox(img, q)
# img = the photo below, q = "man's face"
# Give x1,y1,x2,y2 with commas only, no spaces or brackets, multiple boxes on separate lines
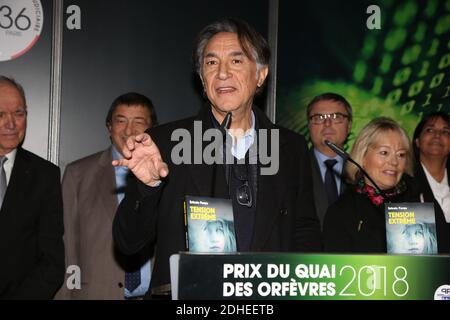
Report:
0,84,27,155
201,32,268,116
108,104,151,155
308,100,351,156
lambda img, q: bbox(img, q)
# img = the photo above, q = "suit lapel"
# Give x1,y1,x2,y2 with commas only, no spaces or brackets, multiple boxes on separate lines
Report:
415,163,440,203
251,165,282,250
414,164,450,233
1,148,31,215
250,108,288,250
187,163,229,198
96,148,119,222
186,107,229,198
309,149,329,222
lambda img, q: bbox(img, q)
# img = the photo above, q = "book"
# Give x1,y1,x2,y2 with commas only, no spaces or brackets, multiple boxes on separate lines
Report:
385,202,437,254
184,195,237,253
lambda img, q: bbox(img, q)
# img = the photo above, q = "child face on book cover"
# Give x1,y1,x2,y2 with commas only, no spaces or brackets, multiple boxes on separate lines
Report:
391,224,426,253
204,221,227,252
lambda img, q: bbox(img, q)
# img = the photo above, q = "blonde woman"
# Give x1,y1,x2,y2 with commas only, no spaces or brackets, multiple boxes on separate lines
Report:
323,117,419,253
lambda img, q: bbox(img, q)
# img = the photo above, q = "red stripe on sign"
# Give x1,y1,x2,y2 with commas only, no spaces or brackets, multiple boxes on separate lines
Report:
12,35,40,59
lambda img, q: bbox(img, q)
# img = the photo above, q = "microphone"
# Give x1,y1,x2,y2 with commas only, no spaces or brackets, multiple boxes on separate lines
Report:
211,112,232,197
324,140,348,160
324,140,386,198
219,112,232,136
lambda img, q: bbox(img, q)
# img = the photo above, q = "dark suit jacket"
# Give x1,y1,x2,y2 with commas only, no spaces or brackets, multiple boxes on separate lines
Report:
414,163,450,253
113,106,322,294
56,148,153,299
0,148,65,299
309,148,347,229
323,175,420,253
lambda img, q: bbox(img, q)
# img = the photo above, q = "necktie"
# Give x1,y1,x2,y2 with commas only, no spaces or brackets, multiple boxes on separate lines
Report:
116,166,142,294
125,268,141,293
0,156,7,208
324,159,338,205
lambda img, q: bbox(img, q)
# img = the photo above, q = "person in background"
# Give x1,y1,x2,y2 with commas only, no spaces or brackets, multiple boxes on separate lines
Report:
0,76,64,299
413,112,450,253
306,93,352,229
57,92,157,299
323,117,419,253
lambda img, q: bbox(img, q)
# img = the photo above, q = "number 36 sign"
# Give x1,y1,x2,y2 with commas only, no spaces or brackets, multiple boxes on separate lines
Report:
0,0,43,62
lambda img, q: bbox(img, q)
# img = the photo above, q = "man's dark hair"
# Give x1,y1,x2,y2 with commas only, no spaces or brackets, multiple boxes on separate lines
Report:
306,92,352,122
412,111,450,160
0,75,27,108
192,18,270,93
105,92,157,127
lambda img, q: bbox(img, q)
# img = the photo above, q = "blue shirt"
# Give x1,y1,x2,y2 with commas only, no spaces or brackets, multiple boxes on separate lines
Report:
313,148,344,194
227,111,256,160
112,146,152,298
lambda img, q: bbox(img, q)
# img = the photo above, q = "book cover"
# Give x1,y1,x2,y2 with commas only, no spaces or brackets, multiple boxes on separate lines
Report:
185,195,237,253
385,202,437,254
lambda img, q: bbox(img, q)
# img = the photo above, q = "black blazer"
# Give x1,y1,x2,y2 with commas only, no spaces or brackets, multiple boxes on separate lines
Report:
323,175,420,253
113,106,322,293
0,148,65,299
414,163,450,253
309,148,347,229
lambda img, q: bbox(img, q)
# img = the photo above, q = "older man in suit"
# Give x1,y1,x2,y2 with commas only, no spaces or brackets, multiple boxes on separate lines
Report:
113,18,322,297
0,76,65,299
57,93,157,299
307,93,352,229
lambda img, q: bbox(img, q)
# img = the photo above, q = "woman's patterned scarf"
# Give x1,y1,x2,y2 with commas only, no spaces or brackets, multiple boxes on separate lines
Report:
355,178,406,206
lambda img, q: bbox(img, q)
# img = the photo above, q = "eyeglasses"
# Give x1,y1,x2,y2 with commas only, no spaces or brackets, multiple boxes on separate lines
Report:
309,112,349,125
423,127,450,137
233,165,253,207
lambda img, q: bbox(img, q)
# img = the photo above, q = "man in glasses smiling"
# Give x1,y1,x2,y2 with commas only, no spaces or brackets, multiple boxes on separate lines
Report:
307,93,352,229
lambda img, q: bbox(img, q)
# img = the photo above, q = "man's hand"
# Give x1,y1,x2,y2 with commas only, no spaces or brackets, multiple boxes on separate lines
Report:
112,133,169,186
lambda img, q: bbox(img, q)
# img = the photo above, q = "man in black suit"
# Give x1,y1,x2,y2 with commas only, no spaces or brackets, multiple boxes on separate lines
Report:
307,93,352,229
113,18,321,297
0,76,64,299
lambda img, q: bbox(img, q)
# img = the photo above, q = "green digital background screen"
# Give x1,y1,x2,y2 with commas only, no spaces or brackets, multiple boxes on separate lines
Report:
276,0,449,150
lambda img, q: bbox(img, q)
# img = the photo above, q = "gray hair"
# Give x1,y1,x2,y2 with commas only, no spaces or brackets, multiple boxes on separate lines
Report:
0,75,27,108
192,18,270,92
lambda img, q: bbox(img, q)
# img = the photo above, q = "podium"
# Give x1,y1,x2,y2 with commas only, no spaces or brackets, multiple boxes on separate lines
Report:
170,252,450,300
